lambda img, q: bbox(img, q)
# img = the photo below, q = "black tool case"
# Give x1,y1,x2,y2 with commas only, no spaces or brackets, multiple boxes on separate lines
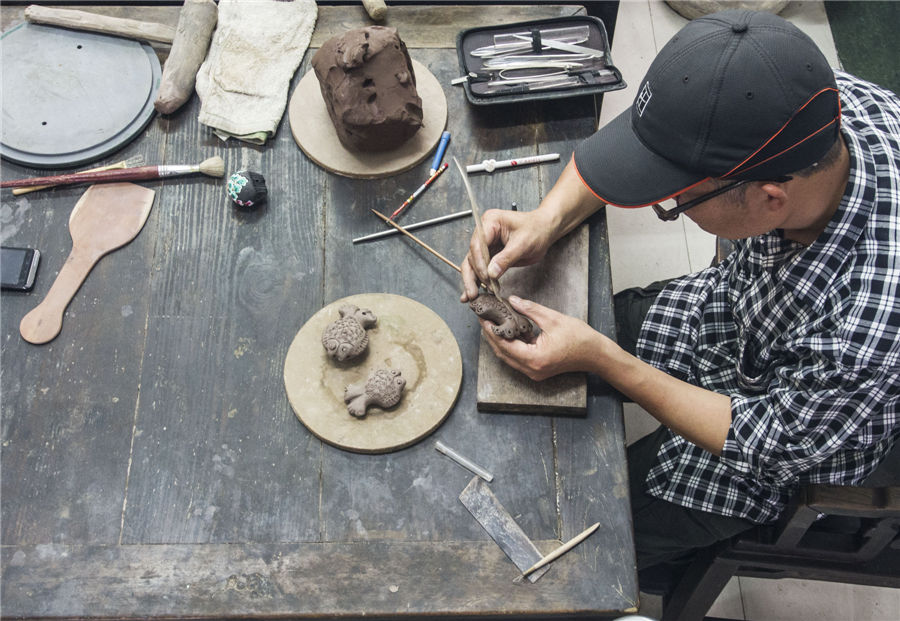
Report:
456,15,626,105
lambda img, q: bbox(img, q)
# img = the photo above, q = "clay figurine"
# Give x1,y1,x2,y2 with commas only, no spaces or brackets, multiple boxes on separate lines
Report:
227,170,267,208
344,368,406,418
322,305,377,361
469,293,534,341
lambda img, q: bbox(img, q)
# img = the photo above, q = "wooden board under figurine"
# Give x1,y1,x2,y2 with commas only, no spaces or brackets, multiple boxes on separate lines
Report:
283,293,462,453
288,60,447,179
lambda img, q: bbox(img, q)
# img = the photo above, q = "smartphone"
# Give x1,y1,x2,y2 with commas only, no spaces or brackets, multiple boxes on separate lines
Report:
1,246,41,292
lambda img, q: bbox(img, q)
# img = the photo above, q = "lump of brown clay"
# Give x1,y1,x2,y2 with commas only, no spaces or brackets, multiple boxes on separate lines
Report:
344,368,406,418
311,26,423,152
469,293,534,341
322,305,377,362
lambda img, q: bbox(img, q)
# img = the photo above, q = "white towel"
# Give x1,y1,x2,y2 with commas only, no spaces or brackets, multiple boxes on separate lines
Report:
195,0,317,144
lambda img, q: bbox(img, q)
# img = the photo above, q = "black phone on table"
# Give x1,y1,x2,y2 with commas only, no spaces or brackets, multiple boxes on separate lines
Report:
1,246,41,291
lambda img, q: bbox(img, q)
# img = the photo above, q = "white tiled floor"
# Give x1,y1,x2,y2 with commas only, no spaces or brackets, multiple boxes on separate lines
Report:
605,1,899,619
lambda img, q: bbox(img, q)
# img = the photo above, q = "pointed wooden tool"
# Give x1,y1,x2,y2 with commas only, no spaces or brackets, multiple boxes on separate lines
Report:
453,157,501,298
19,183,156,345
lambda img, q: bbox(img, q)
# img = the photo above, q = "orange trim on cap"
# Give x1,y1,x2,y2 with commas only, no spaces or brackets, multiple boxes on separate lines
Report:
723,87,841,179
573,159,710,208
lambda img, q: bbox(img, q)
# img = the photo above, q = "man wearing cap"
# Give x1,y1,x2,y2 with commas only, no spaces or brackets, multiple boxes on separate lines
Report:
460,10,900,570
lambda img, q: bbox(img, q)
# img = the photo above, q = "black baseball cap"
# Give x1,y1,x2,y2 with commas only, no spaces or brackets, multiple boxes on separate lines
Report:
574,10,841,208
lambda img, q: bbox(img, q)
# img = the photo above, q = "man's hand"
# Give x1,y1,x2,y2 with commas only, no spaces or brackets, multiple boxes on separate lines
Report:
460,209,555,302
478,296,604,381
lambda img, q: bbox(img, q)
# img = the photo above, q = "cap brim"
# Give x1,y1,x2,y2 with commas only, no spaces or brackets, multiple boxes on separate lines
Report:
574,108,707,208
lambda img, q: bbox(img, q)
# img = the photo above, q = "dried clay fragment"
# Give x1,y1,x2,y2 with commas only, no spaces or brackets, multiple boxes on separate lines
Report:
344,368,406,418
469,293,534,341
322,305,377,362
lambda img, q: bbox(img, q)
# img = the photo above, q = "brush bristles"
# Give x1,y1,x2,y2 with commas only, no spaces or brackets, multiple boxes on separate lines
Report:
199,156,225,178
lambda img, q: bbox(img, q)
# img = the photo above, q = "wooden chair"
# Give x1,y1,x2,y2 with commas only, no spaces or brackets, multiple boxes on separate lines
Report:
658,238,900,621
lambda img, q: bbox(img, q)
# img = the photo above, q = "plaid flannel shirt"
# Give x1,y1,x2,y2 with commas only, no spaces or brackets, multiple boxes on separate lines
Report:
636,72,900,524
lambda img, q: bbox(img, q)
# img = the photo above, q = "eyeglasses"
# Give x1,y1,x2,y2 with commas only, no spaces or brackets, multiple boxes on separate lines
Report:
651,176,793,221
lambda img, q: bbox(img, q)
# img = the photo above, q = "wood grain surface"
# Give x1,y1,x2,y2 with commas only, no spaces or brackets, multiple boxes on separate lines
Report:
0,5,636,619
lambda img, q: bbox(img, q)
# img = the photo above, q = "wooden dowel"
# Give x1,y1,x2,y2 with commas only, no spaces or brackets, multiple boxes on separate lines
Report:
369,209,461,274
522,522,600,577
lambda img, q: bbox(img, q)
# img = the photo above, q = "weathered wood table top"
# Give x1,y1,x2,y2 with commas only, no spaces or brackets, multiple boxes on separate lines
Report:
0,4,637,618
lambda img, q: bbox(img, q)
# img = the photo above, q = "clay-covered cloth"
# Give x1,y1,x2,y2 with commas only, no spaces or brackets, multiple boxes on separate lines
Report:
195,0,317,144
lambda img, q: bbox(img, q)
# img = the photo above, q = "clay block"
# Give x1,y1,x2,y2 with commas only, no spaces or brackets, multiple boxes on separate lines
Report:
311,26,423,152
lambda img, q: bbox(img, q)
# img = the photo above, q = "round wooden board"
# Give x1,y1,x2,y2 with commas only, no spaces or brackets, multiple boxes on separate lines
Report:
284,293,462,453
288,60,448,179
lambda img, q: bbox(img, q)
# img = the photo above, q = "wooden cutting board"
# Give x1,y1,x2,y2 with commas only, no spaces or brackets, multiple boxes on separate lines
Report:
19,182,156,345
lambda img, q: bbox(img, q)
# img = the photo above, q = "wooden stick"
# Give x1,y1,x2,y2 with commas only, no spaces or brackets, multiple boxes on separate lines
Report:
522,522,600,577
12,157,138,195
369,210,461,274
24,5,176,44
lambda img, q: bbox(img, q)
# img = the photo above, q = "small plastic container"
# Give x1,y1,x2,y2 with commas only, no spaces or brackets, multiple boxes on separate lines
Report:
456,15,626,106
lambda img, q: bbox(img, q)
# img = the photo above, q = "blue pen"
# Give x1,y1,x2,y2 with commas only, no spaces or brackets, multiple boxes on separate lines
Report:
429,131,451,176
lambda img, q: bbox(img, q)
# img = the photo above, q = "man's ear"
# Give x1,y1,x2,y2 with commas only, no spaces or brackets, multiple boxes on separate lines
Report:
759,181,789,212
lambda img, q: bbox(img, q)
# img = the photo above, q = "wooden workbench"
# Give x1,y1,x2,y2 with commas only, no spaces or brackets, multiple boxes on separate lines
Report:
0,4,637,618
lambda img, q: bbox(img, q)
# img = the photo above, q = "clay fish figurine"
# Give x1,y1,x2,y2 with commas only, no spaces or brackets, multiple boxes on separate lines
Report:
344,368,406,418
469,293,534,341
322,305,377,362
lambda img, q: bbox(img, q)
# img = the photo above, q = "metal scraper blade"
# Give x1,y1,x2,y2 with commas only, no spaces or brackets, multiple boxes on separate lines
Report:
458,476,550,582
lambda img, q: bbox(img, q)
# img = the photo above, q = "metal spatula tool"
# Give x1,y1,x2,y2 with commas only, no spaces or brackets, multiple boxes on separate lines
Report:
458,476,551,582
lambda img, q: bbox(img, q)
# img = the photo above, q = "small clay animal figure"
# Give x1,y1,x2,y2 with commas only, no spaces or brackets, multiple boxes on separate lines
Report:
322,305,377,362
344,368,406,418
469,293,534,341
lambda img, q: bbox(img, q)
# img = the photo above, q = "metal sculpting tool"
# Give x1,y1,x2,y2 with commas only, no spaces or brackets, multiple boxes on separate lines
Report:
353,209,472,243
458,477,551,582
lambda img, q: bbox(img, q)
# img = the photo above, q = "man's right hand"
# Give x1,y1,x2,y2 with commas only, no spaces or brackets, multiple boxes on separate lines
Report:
460,208,555,302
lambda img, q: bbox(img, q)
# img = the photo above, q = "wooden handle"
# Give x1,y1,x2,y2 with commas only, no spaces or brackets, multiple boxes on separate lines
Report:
19,246,100,344
154,0,218,114
24,5,176,44
361,0,387,21
2,166,160,190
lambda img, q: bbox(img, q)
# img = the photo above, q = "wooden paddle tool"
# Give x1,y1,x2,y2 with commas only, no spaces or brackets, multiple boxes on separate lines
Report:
19,183,156,345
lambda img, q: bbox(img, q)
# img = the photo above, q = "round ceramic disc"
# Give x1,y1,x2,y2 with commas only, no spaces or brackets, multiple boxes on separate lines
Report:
1,23,160,168
284,293,462,454
288,60,448,179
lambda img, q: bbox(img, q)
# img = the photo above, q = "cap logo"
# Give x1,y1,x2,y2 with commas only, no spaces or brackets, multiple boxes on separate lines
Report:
635,82,652,117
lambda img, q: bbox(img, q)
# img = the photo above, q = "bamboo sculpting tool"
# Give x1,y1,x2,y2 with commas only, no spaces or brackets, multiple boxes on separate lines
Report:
19,183,156,345
370,209,461,273
453,157,502,298
522,522,600,577
1,156,224,190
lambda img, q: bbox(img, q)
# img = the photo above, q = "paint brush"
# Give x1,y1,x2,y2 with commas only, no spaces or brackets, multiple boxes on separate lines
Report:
1,156,225,190
370,209,461,274
11,155,146,195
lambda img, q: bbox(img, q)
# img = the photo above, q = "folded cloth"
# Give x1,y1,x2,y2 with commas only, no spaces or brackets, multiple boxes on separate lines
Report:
195,0,317,144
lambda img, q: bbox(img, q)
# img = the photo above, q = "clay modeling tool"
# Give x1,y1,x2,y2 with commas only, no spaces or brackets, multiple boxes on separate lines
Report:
430,131,451,176
1,156,225,190
390,162,449,220
467,153,560,174
19,183,156,345
521,522,600,577
154,0,218,115
370,210,461,273
435,441,493,482
458,476,551,582
453,157,501,298
11,155,145,196
24,5,176,44
353,209,472,244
